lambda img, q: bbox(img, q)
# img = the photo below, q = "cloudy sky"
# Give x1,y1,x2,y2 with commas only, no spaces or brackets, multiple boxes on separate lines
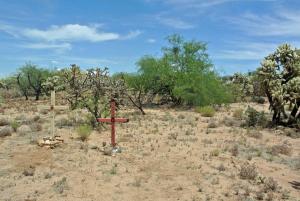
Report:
0,0,299,77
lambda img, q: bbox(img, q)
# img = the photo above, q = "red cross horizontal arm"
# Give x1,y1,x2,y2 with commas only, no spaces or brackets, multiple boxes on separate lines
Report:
97,99,129,147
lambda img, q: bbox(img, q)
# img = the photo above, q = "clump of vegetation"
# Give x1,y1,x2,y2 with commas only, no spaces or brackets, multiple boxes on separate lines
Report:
257,44,300,126
230,144,239,157
232,108,244,120
196,106,215,117
53,177,69,194
269,144,292,156
0,126,13,137
239,162,258,180
243,106,268,127
77,124,92,141
210,149,220,157
0,117,9,126
10,120,20,132
264,177,278,192
246,129,263,139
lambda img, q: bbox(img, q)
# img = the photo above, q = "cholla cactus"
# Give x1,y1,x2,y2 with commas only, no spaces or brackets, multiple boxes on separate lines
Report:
258,44,300,125
62,65,127,127
232,73,253,100
42,75,64,91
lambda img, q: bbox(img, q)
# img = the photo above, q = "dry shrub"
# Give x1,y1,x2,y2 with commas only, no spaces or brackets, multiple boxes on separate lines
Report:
0,117,9,126
264,177,278,192
222,116,240,127
30,123,42,132
239,162,257,180
207,120,218,128
246,129,263,139
17,125,32,136
232,108,244,120
0,126,13,137
270,144,292,156
55,116,73,128
230,144,239,157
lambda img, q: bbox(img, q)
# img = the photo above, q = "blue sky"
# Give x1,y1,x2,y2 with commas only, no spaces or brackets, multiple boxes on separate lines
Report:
0,0,299,77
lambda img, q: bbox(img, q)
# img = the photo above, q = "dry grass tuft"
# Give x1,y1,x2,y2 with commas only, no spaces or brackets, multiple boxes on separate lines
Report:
239,162,257,180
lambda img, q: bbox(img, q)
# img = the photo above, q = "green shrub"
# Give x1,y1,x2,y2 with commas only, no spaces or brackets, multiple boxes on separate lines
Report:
76,125,92,141
10,120,20,132
244,106,268,127
195,106,215,117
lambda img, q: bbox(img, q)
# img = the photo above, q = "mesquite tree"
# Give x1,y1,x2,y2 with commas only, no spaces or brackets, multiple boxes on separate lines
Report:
258,44,300,125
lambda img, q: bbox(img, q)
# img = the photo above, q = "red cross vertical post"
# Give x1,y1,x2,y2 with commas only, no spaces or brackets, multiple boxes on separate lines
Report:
97,99,129,147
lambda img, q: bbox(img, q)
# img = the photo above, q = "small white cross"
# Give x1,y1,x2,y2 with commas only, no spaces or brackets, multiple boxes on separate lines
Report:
38,91,69,137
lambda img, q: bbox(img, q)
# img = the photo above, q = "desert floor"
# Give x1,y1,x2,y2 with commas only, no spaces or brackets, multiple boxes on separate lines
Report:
0,99,300,201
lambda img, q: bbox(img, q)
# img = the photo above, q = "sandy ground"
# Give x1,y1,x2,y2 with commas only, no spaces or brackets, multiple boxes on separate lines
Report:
0,99,299,201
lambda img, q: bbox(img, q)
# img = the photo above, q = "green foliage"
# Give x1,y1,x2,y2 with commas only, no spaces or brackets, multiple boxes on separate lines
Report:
10,120,20,132
195,106,215,117
76,124,92,141
134,34,232,106
244,106,268,128
62,65,126,127
17,63,52,100
258,44,300,125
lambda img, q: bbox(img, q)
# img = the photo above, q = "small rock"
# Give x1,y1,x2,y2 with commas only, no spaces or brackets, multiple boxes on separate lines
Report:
89,144,98,149
103,147,113,156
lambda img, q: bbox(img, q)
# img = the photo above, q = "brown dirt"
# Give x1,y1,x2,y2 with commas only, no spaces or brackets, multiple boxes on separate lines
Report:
0,100,299,201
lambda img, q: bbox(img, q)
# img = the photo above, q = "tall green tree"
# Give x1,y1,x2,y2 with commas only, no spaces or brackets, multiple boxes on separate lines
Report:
17,63,52,100
135,34,232,106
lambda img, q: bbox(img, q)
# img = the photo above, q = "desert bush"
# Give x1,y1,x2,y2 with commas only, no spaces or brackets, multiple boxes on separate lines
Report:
17,125,32,136
195,106,215,117
239,162,257,180
10,120,20,132
230,144,239,157
0,117,9,126
210,149,220,157
55,117,73,128
232,108,244,120
30,123,42,132
207,120,218,128
53,177,69,194
264,177,278,192
252,96,265,104
269,144,292,156
0,126,13,137
246,129,263,139
243,106,268,127
77,124,92,141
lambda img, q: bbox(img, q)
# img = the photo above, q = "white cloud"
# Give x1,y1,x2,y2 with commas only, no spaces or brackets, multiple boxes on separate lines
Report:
157,16,194,29
147,38,156,43
0,23,141,43
21,42,72,50
121,30,142,40
22,24,120,42
229,9,300,36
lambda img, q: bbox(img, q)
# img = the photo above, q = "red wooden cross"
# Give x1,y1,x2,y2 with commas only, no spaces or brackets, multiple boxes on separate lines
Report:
97,99,129,147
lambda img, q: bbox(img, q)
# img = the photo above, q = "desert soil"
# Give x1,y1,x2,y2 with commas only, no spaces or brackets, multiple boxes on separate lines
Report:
0,99,299,201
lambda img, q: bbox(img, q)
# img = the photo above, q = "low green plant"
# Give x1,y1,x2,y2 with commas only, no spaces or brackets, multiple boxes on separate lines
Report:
195,106,215,117
76,124,92,141
244,106,268,127
10,120,20,132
